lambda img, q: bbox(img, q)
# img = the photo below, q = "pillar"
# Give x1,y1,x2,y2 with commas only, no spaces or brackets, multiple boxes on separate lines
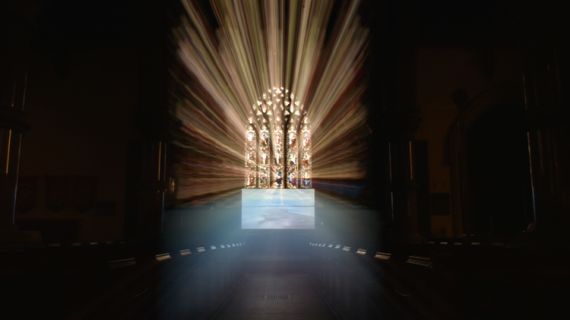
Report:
0,67,41,246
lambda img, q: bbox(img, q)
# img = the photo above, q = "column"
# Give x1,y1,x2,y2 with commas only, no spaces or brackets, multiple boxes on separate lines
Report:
0,66,41,246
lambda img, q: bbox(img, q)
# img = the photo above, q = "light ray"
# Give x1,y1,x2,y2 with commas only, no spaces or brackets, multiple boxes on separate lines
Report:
172,0,369,201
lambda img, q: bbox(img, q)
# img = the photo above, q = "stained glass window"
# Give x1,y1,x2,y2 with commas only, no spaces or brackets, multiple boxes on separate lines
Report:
245,87,312,189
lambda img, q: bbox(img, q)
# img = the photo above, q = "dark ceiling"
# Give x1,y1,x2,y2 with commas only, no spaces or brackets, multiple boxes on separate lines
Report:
3,0,565,52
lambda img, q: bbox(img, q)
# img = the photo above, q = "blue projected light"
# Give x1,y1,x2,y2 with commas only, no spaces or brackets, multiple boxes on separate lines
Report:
241,189,315,229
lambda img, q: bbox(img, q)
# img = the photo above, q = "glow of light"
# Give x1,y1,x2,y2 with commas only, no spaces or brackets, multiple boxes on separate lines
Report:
172,0,369,201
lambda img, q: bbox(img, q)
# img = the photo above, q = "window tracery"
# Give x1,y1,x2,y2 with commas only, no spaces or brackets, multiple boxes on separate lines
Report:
245,87,312,189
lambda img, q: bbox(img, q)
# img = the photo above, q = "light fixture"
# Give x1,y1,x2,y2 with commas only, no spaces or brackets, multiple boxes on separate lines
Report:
155,253,172,262
356,248,367,256
374,252,391,261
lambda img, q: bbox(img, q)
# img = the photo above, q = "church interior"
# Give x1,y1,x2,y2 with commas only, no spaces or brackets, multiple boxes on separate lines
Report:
1,0,569,319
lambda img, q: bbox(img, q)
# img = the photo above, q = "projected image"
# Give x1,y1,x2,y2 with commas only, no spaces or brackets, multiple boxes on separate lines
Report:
242,189,315,229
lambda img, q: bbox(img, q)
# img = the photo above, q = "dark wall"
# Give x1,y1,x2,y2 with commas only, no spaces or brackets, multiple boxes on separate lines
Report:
363,0,570,247
18,47,139,241
465,104,532,236
2,0,162,242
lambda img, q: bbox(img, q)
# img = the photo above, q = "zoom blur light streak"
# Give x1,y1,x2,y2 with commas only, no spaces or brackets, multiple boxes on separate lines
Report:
171,0,369,200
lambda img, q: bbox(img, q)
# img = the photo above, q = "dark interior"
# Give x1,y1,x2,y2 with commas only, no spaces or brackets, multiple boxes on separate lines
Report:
1,0,570,319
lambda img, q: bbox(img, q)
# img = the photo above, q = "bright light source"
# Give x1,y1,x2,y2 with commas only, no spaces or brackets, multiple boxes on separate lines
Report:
245,88,312,190
197,246,206,253
173,1,369,200
342,246,351,252
374,252,392,260
356,248,367,256
335,244,341,249
180,249,191,256
155,253,172,262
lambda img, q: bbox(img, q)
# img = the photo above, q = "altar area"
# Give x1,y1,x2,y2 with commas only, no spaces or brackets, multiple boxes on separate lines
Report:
241,189,315,229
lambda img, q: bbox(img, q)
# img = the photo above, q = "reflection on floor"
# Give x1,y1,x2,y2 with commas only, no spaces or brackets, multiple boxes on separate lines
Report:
148,235,407,320
7,191,567,319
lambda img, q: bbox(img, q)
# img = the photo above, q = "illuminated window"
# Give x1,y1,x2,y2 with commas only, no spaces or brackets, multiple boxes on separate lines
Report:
245,87,312,189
